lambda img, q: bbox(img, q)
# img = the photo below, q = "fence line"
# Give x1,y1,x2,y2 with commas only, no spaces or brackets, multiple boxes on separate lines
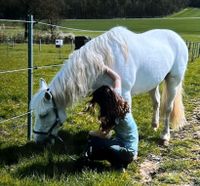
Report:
186,41,200,62
0,67,35,74
0,111,32,124
0,64,64,74
0,19,106,33
0,19,34,23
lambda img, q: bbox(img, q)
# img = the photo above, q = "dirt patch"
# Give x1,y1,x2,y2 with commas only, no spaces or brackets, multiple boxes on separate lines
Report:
139,99,200,184
140,154,161,183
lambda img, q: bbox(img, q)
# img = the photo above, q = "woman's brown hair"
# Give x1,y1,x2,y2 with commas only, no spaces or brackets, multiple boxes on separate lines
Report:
89,85,129,131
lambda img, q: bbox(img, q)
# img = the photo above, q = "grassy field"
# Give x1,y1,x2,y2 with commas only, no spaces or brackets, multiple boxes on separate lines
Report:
59,17,200,42
59,8,200,41
0,10,200,185
61,16,200,37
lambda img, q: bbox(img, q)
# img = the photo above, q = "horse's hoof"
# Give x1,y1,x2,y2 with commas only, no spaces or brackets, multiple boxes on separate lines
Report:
159,139,169,146
152,123,159,131
163,140,169,146
153,127,158,132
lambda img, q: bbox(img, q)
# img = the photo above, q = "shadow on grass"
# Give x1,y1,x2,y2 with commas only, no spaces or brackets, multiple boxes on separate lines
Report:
0,129,110,177
0,141,45,165
15,158,110,178
0,130,88,165
1,126,162,178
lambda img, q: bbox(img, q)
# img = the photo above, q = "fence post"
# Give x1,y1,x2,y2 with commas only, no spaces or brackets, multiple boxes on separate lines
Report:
27,15,33,141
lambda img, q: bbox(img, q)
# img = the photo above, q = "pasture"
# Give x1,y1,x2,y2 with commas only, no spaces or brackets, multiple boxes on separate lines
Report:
0,13,200,185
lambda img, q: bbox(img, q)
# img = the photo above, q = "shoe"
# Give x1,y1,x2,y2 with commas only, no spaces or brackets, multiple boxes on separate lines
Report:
115,167,126,173
76,154,92,168
111,164,126,173
119,149,135,163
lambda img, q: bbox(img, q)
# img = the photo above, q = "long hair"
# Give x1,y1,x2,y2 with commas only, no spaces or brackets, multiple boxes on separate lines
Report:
89,85,129,131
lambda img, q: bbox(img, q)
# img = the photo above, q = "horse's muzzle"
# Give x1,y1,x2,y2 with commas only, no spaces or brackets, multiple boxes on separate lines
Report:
34,134,55,145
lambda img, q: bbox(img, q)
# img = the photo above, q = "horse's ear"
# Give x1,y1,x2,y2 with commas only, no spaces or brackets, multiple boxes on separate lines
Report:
40,78,48,90
44,91,52,101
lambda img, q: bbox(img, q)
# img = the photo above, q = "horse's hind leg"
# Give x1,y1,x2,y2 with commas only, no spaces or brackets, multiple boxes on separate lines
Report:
149,86,160,131
161,75,181,145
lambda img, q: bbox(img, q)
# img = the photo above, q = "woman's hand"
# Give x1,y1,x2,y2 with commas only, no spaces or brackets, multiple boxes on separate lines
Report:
89,130,112,139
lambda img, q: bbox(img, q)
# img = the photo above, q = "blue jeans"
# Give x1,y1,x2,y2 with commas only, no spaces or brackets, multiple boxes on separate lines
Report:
86,135,135,168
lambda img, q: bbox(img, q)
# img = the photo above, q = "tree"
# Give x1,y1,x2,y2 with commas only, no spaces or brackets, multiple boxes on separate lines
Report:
31,0,65,39
0,0,193,19
190,0,200,7
33,0,65,21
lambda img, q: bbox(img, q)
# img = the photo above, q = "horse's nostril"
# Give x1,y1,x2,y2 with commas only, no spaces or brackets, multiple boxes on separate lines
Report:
35,138,45,145
34,135,46,143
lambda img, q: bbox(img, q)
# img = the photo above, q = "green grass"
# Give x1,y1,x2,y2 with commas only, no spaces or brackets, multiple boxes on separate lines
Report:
59,18,200,41
0,13,200,185
61,17,200,34
60,8,200,41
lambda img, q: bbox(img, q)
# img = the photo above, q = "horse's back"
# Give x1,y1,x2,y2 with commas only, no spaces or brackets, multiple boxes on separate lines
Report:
139,29,188,85
109,27,188,94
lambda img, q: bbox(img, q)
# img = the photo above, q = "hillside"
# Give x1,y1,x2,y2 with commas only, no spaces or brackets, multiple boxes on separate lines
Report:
170,8,200,17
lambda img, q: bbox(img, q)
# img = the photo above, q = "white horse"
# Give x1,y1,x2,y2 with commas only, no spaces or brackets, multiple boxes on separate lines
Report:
31,26,188,145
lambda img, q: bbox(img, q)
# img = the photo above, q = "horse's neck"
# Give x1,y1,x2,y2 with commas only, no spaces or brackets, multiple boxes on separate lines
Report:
49,58,104,108
49,77,68,108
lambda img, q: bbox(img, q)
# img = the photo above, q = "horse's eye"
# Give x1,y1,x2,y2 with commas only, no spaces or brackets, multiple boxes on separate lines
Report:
39,113,48,118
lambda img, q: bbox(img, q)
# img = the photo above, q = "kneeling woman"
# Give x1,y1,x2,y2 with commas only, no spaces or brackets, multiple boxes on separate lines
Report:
84,85,139,170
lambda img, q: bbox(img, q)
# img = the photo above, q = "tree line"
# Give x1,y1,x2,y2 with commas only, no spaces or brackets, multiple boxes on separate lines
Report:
0,0,199,20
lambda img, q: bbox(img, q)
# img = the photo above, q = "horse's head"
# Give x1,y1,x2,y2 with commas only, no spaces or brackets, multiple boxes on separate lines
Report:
31,79,66,144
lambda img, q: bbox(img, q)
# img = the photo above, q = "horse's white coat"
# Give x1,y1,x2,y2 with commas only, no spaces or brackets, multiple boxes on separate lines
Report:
31,26,188,143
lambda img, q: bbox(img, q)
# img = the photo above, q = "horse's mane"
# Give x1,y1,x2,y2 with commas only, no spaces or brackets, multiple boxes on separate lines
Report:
32,27,128,110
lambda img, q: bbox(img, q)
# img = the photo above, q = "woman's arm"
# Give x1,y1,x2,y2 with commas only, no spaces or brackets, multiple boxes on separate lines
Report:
104,66,121,95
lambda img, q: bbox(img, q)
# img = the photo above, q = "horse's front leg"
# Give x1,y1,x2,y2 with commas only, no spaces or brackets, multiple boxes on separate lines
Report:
149,86,160,131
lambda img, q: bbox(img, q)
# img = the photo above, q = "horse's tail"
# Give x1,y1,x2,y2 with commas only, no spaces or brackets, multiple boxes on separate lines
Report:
161,81,186,130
